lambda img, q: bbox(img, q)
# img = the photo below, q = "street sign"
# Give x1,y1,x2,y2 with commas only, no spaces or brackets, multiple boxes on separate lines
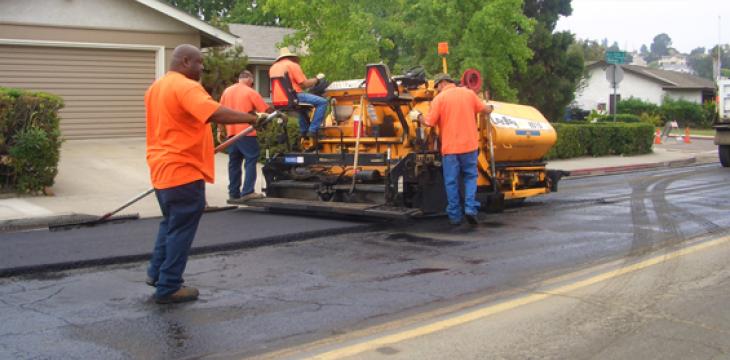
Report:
606,51,627,64
605,64,624,85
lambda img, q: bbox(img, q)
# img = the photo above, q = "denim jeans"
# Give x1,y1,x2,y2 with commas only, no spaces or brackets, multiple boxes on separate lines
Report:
296,92,328,135
147,179,206,298
227,136,260,198
442,150,480,223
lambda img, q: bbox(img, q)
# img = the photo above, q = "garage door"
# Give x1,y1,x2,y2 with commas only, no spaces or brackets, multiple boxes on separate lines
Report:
0,45,156,139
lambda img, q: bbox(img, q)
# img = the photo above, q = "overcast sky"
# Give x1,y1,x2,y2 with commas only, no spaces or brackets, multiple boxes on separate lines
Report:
555,0,729,54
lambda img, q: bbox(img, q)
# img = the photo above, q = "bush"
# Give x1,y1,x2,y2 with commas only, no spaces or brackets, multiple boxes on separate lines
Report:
546,122,654,159
257,116,301,160
0,87,63,193
639,112,663,127
659,97,709,128
594,113,641,123
9,127,60,193
617,97,659,116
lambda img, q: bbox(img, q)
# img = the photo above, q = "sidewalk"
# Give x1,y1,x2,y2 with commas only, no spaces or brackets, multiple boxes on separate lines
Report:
0,137,720,223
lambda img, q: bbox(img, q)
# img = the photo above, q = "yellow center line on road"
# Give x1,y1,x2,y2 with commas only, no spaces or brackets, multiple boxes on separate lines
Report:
300,234,730,360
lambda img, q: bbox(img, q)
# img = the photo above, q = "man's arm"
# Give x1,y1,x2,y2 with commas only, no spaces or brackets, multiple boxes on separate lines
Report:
208,106,258,125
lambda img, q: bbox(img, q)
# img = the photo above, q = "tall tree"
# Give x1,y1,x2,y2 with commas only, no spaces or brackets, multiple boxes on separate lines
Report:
227,0,280,26
510,0,584,121
164,0,236,22
647,33,671,63
265,0,534,101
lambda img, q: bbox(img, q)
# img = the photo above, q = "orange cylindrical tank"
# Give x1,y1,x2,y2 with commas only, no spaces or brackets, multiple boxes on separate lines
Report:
485,101,556,162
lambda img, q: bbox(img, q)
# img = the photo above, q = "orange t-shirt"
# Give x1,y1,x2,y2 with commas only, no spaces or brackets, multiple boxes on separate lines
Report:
269,58,307,93
145,71,221,189
219,82,270,137
425,84,486,155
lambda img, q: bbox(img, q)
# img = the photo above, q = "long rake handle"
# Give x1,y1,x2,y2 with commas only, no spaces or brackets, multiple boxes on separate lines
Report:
95,111,283,222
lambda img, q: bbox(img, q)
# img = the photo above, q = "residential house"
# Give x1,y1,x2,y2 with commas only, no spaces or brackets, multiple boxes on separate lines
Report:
574,60,716,113
0,0,236,139
657,54,693,74
227,24,297,101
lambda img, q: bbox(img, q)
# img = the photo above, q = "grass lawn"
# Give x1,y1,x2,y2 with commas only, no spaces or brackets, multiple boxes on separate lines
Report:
666,128,714,136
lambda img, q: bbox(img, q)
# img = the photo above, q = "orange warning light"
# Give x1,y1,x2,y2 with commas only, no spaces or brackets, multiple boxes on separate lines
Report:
438,42,449,55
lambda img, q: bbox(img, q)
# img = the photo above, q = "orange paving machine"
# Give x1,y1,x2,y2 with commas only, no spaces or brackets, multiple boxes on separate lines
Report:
247,63,566,220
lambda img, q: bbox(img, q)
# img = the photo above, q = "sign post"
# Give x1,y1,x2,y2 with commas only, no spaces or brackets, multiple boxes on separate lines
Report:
606,51,627,122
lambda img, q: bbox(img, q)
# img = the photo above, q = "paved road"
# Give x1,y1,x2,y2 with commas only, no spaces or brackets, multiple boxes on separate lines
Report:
1,164,728,359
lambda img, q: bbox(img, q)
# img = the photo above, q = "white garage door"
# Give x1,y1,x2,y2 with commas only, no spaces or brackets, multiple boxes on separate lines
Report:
0,44,156,139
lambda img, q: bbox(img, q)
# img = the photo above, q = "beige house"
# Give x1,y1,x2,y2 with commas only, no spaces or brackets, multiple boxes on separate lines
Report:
228,24,296,101
0,0,236,139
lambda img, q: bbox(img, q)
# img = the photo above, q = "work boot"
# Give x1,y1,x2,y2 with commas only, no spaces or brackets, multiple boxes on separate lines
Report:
465,213,479,225
303,132,319,152
240,192,264,202
155,286,199,304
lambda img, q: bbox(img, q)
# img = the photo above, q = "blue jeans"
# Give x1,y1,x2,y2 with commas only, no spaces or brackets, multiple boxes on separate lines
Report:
296,92,328,136
227,136,260,198
147,180,206,298
442,150,480,223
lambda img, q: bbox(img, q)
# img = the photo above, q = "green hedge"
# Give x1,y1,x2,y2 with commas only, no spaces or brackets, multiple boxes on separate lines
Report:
0,87,64,194
546,122,654,159
616,96,715,128
594,113,641,123
257,116,301,160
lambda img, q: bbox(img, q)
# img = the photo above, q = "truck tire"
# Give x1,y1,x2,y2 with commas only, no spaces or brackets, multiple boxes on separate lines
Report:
721,145,730,168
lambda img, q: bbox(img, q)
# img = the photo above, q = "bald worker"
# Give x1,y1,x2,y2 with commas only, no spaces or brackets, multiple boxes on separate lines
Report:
145,44,265,304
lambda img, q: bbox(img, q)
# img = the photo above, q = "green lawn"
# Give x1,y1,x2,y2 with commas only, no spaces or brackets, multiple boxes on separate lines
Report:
666,128,714,136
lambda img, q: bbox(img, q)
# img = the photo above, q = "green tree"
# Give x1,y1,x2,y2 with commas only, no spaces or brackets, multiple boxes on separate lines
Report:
227,0,280,26
510,0,584,121
573,39,606,62
201,45,248,101
647,33,671,63
265,0,534,101
164,0,236,22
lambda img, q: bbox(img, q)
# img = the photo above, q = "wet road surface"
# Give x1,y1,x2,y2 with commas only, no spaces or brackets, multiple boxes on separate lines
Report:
1,164,728,359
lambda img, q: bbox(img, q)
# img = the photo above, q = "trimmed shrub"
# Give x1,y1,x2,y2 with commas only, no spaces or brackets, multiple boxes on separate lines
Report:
659,97,709,128
257,116,301,160
546,122,654,159
594,113,641,123
617,97,659,116
0,87,64,194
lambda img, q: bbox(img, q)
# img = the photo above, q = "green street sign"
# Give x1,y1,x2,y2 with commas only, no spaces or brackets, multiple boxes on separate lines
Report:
606,51,627,64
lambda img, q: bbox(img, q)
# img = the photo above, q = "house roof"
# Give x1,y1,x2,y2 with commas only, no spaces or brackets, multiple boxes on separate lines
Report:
588,60,716,90
134,0,238,47
227,24,297,64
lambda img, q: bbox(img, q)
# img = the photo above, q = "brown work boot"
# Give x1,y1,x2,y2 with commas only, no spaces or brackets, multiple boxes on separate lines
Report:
240,192,264,202
155,286,199,304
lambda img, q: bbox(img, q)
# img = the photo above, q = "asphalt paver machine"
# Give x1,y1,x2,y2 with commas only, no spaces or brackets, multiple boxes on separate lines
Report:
247,63,565,220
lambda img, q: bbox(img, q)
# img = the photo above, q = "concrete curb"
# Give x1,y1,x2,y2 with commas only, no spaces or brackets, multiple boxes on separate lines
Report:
567,157,698,177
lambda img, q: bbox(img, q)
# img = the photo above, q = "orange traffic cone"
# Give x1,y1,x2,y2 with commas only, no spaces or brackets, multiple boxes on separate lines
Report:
654,128,662,144
684,127,691,144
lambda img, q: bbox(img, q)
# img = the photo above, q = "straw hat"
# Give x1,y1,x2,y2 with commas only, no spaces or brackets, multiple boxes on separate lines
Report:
275,47,299,61
434,73,456,86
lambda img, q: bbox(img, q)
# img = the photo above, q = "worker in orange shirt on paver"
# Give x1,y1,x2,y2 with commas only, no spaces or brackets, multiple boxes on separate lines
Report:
269,48,327,151
410,74,493,226
145,44,265,304
218,70,274,204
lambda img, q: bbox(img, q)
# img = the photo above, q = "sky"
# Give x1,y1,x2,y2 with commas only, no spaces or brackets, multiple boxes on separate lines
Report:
556,0,730,54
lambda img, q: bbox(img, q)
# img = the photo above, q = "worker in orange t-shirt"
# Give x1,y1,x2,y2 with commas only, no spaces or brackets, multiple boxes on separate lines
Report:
269,48,327,150
410,73,493,226
218,70,274,204
144,44,265,304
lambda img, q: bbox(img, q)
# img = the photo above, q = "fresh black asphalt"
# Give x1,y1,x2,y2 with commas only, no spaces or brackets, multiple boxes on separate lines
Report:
0,208,374,277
